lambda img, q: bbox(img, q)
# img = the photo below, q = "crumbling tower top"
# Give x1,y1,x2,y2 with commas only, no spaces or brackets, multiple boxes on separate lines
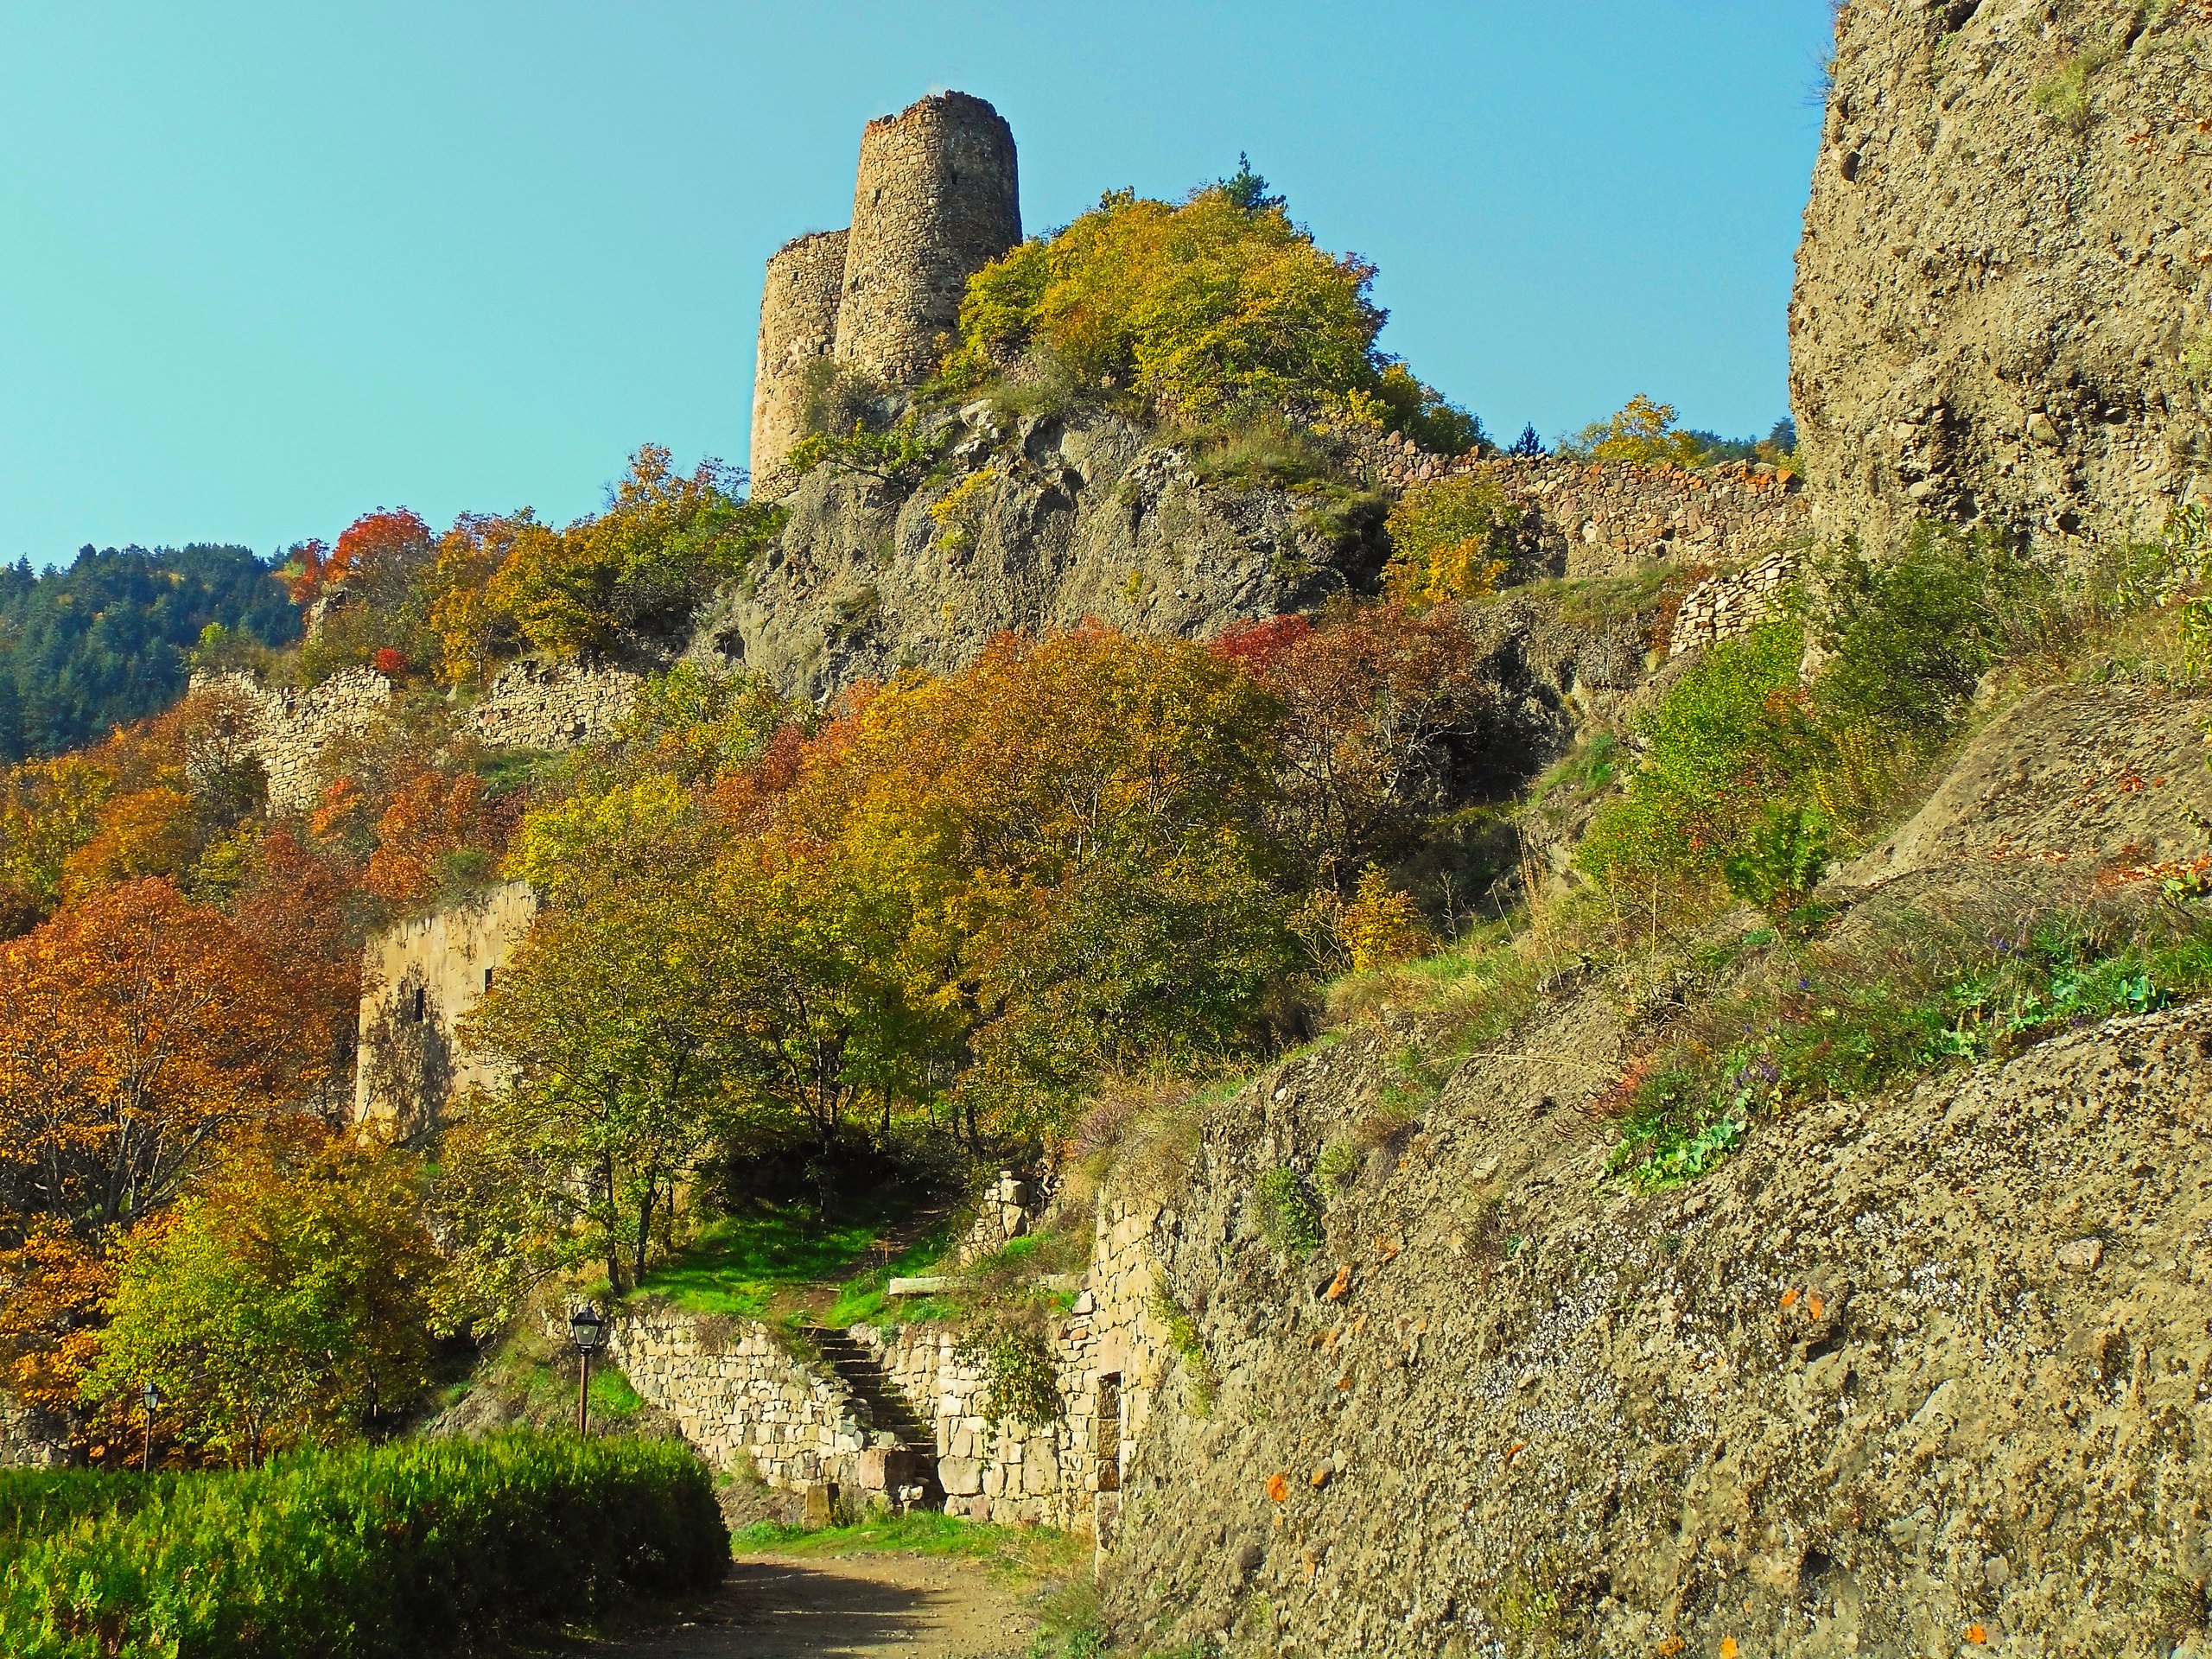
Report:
749,229,849,503
832,91,1020,388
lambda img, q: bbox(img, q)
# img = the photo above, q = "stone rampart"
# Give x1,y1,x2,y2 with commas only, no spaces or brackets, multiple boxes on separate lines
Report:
468,657,639,750
1666,547,1801,658
834,92,1020,388
751,230,851,500
192,666,392,816
1333,425,1812,580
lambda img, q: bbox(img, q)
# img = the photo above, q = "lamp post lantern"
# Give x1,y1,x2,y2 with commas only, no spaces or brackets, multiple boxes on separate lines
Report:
569,1305,607,1435
140,1381,162,1472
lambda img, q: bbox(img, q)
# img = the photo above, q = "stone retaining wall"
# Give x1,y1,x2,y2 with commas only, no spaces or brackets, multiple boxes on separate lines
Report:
0,1397,75,1468
1666,547,1802,658
853,1196,1174,1540
607,1304,877,1491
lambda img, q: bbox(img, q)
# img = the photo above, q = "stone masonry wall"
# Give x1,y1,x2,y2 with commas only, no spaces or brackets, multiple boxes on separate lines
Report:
1334,424,1813,581
468,657,640,750
609,1305,880,1491
193,666,392,816
852,1197,1174,1540
353,880,538,1135
1666,546,1802,658
835,91,1020,388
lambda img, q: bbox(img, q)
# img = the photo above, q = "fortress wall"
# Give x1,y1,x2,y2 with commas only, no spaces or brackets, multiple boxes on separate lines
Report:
750,229,850,501
468,656,640,750
191,666,392,817
1334,425,1812,581
353,880,538,1136
833,92,1020,389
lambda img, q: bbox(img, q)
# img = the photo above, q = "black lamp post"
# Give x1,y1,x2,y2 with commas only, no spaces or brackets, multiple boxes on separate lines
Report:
140,1380,162,1472
569,1305,607,1435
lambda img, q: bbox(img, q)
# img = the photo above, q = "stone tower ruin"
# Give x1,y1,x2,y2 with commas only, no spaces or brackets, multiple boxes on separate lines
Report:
747,91,1020,499
749,230,851,502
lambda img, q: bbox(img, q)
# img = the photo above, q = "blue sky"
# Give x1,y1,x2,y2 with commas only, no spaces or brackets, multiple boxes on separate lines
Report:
0,2,1833,569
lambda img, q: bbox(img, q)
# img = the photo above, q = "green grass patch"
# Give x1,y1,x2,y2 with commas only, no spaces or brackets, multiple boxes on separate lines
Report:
639,1199,916,1319
734,1510,1082,1582
0,1432,726,1658
820,1212,964,1328
589,1364,646,1420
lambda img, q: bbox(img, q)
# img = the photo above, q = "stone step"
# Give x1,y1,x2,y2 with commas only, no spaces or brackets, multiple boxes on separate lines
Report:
809,1329,938,1459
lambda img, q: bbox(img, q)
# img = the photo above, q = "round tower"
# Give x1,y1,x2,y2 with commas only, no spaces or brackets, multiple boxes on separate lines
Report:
749,229,850,500
834,91,1020,388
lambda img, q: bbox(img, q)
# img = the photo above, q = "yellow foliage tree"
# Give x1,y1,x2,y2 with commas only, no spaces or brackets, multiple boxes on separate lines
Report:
1567,394,1710,467
1382,474,1518,607
946,188,1384,419
1336,864,1429,973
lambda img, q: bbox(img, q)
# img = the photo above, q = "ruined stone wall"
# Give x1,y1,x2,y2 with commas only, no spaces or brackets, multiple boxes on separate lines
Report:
353,880,537,1135
1334,424,1812,580
750,229,850,501
851,1198,1172,1538
834,92,1020,388
191,666,391,816
0,1398,75,1469
608,1306,879,1491
1666,547,1802,658
1793,0,2212,551
467,657,639,750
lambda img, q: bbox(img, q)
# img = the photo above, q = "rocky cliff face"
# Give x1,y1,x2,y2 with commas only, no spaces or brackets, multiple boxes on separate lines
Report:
690,409,1388,702
1087,680,2212,1656
1792,0,2212,550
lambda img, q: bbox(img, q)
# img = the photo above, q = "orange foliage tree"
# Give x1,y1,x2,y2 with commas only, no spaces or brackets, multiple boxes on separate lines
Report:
0,880,317,1420
363,772,486,911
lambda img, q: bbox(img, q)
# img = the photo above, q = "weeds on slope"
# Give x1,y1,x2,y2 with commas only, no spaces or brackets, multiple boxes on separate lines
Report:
1602,887,2212,1189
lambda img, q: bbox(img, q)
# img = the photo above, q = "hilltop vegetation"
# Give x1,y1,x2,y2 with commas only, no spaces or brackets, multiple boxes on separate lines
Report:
0,544,298,762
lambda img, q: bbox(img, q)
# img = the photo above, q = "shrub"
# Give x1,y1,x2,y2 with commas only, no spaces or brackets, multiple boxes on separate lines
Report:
1382,474,1519,606
956,1324,1062,1428
1254,1166,1323,1257
0,1432,728,1658
1720,802,1832,922
1337,864,1430,972
1147,1272,1219,1414
1606,901,2212,1190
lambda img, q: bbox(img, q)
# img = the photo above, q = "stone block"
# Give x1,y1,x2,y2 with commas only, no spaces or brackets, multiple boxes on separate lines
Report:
940,1457,983,1496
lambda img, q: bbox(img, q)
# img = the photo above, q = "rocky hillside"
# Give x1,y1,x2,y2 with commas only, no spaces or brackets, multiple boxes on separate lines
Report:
690,407,1386,702
1792,0,2212,550
1096,678,2212,1656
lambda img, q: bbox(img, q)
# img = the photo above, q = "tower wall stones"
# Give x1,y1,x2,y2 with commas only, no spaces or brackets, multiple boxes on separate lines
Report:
353,880,538,1136
749,230,850,501
832,92,1020,389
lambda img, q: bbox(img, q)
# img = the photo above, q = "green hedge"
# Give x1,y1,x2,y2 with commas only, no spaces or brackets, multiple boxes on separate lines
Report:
0,1471,168,1544
0,1433,728,1658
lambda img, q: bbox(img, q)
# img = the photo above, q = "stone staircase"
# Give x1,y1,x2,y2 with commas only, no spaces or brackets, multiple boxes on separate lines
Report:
808,1326,941,1503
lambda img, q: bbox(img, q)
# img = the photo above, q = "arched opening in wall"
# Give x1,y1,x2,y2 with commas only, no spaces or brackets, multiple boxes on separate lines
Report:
1095,1373,1122,1493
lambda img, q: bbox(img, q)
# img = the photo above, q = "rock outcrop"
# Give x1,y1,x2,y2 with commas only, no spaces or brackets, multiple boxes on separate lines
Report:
691,409,1390,703
1792,0,2212,550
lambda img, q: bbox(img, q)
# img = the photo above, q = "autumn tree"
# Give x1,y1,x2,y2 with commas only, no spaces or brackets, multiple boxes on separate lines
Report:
364,770,488,912
456,869,743,1295
486,447,781,657
0,878,317,1236
1381,474,1522,607
944,186,1385,420
85,1128,440,1465
1563,394,1711,467
770,626,1297,1141
1220,603,1497,885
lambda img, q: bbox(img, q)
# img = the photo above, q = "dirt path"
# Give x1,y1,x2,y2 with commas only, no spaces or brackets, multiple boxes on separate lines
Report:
588,1554,1039,1659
